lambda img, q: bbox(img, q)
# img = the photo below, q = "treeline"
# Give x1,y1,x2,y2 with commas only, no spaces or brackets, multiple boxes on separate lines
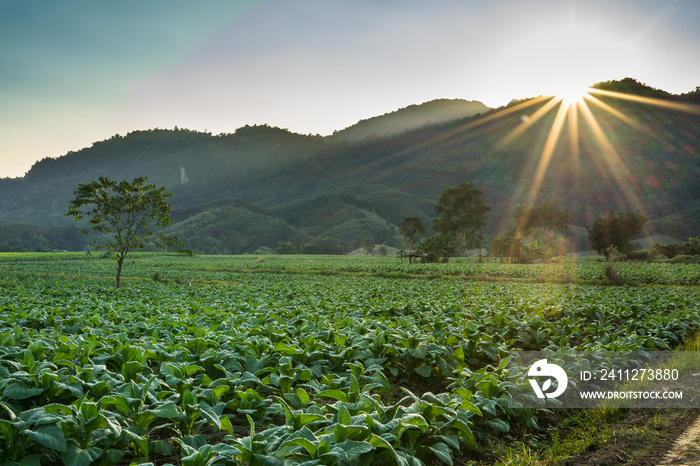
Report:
651,238,700,262
0,221,84,252
397,182,700,263
593,78,700,103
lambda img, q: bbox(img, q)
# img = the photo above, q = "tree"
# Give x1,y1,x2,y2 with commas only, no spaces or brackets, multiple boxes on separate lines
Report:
416,234,456,263
361,236,375,255
399,216,425,251
514,201,569,258
491,230,521,263
66,177,186,288
586,210,648,259
433,182,490,261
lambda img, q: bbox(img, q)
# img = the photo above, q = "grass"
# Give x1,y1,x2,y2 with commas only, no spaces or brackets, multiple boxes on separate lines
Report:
481,329,700,465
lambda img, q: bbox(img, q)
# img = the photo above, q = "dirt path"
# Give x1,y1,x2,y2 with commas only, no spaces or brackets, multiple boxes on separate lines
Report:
555,409,700,465
657,414,700,465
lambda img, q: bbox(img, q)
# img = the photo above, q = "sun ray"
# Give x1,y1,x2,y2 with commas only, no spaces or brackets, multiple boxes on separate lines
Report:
500,96,565,148
577,98,645,212
335,95,555,188
457,95,552,132
567,97,581,189
588,88,700,116
582,93,644,130
524,97,571,206
567,97,580,160
342,82,696,243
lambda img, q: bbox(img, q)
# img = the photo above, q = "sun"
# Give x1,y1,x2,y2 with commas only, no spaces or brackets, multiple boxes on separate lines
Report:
551,82,591,105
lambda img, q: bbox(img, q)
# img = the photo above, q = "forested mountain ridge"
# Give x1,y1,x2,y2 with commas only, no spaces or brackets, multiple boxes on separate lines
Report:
1,79,699,253
327,98,490,142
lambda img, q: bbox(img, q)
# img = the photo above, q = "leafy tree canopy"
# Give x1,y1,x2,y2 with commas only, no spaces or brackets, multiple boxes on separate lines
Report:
515,201,569,239
586,210,648,259
399,216,426,250
491,231,521,263
66,177,186,287
433,182,490,256
416,234,456,263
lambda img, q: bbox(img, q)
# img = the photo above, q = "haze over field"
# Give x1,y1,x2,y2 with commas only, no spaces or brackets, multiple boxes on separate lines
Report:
2,0,700,177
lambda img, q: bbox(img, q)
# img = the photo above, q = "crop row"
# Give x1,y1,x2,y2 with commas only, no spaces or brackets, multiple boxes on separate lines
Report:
1,253,700,285
1,268,699,464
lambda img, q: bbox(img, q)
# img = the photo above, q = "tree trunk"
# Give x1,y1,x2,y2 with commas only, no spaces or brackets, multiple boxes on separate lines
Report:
116,255,124,288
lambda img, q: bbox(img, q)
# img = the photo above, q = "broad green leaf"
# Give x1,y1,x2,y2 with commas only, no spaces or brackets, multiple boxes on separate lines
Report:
333,424,371,443
324,440,373,460
274,341,297,354
296,388,310,405
298,413,325,427
103,448,126,464
452,419,476,447
287,437,317,457
486,418,510,432
4,381,44,400
273,396,293,426
439,434,461,450
54,381,84,398
124,429,149,457
458,399,482,417
397,451,426,466
316,389,348,402
22,424,67,452
150,439,176,455
220,415,234,435
16,454,42,466
428,442,453,465
0,401,17,420
61,445,103,466
99,395,132,415
150,402,179,419
414,365,432,377
239,371,260,384
399,413,429,433
198,400,221,430
252,453,284,466
452,345,464,363
100,413,122,437
185,364,203,376
336,404,352,425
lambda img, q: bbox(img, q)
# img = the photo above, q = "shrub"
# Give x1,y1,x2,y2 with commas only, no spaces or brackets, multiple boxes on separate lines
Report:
669,255,700,264
652,242,685,259
603,245,626,262
627,250,652,262
604,264,624,286
685,237,700,255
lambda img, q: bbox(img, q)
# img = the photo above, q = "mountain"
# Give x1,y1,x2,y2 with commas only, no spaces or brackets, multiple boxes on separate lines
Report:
328,99,490,142
1,79,699,254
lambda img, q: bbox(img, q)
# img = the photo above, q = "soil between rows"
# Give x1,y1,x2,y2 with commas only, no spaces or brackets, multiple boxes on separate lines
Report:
555,408,700,465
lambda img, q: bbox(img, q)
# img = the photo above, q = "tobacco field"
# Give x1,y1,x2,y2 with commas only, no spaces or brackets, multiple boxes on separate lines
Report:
1,253,699,465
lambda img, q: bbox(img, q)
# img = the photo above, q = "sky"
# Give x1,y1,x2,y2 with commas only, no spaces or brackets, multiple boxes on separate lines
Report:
2,0,700,178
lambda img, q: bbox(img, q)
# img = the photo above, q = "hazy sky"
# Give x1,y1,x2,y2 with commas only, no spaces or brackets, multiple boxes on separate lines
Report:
2,0,699,178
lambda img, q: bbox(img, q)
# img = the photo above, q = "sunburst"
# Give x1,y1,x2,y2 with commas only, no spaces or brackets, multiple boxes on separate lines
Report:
352,81,700,234
552,84,591,106
501,85,700,212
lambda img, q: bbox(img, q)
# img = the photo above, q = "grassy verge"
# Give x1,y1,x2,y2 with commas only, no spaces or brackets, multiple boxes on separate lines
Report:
478,331,700,465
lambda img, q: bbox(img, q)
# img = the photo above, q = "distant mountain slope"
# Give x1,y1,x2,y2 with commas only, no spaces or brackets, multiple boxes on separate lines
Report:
0,80,698,253
327,99,490,142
